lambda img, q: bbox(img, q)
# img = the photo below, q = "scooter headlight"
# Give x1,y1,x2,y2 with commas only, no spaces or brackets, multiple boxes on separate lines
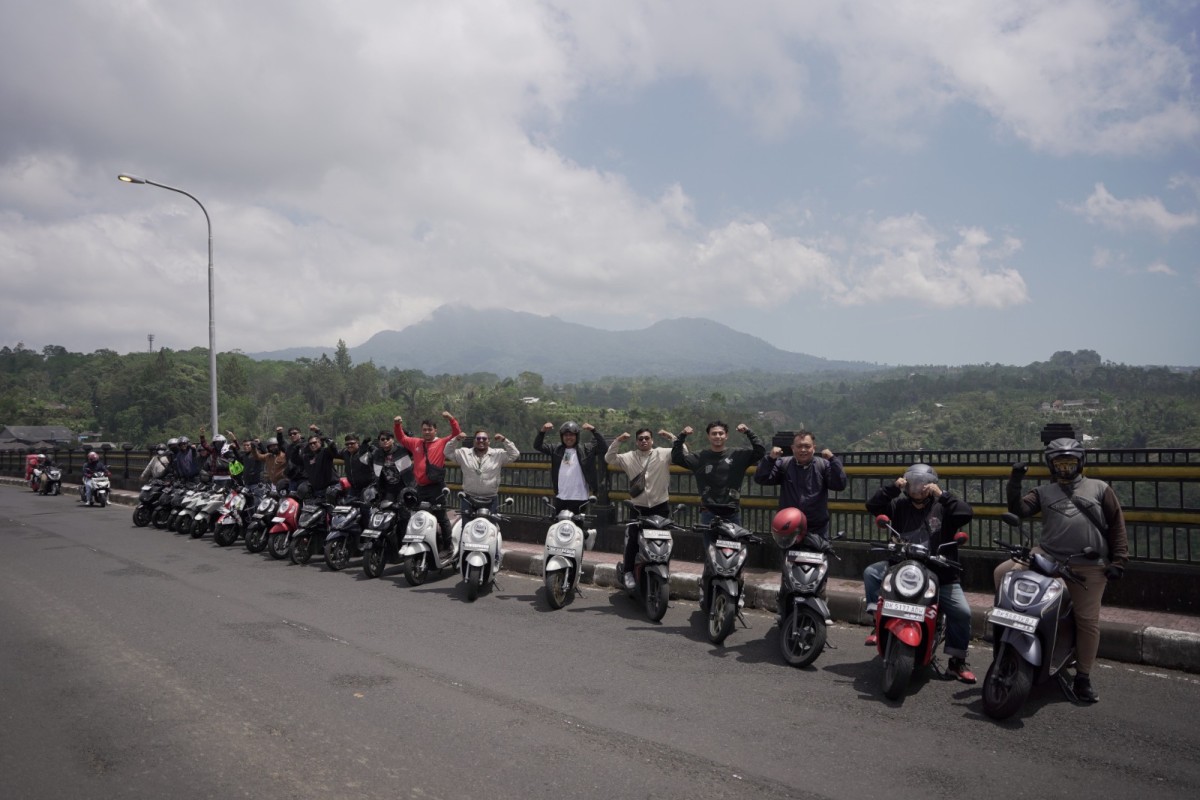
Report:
894,564,925,599
470,519,490,541
555,522,575,542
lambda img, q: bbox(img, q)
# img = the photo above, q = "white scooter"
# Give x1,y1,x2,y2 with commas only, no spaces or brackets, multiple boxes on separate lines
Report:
541,497,596,610
455,494,513,601
80,472,111,507
399,488,460,586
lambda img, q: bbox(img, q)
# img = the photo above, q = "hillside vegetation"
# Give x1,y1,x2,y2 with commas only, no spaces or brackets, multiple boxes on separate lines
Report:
2,343,1197,451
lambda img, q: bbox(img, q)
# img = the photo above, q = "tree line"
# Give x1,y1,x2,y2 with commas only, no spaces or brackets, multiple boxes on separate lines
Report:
2,342,1198,451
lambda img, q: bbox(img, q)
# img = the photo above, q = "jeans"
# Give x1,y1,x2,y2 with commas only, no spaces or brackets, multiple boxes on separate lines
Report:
863,560,972,658
83,477,96,504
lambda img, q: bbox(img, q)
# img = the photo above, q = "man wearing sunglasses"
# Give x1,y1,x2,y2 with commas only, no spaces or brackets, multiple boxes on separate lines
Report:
606,428,678,590
370,430,414,501
448,430,521,513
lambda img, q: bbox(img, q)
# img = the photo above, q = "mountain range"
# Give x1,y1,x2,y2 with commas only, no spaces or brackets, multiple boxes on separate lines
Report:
246,305,880,382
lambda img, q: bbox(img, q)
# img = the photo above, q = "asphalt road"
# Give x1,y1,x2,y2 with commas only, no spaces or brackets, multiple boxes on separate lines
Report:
3,487,1199,800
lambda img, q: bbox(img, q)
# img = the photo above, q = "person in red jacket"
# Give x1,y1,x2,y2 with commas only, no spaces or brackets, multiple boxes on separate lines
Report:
394,411,461,552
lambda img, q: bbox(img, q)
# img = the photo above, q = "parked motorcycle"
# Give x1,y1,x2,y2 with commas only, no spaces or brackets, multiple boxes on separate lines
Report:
213,482,260,547
243,485,282,554
323,486,373,572
697,505,763,645
132,478,169,527
776,530,844,668
981,512,1099,719
153,481,190,529
80,472,111,508
171,482,207,533
289,482,345,565
541,497,596,610
870,514,965,700
267,492,303,560
359,490,415,579
615,501,685,622
189,482,230,539
400,489,459,586
456,494,513,601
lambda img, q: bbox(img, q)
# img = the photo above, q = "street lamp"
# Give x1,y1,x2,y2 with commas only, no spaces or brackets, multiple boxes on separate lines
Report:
117,173,218,435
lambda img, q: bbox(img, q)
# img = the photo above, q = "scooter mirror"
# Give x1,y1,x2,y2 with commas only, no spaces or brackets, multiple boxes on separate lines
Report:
953,531,969,544
874,514,891,529
1000,512,1022,527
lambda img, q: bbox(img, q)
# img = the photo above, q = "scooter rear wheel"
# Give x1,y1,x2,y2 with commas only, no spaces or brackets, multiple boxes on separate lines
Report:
982,644,1034,720
644,574,669,622
708,587,737,645
244,522,267,553
190,518,207,539
881,638,916,700
780,607,827,668
152,506,172,529
177,515,194,537
267,532,289,560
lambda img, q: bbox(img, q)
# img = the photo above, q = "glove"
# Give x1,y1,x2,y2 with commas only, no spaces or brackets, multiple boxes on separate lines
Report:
1011,462,1028,476
1105,565,1124,581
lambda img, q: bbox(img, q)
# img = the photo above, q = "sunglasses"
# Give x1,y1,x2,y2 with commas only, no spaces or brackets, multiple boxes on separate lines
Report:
636,435,652,441
475,436,490,442
379,436,392,442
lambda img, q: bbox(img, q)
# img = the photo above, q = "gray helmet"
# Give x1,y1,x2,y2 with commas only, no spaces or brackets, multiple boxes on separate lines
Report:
166,437,179,448
1045,437,1085,482
559,421,581,441
179,436,190,445
903,463,938,497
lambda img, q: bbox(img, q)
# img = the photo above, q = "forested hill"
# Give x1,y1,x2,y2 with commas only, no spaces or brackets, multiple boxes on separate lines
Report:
246,306,879,381
1,344,1197,450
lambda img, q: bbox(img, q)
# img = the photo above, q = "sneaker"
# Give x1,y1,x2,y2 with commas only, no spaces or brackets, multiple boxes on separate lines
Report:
623,571,636,591
864,632,878,646
947,657,977,684
1074,673,1099,703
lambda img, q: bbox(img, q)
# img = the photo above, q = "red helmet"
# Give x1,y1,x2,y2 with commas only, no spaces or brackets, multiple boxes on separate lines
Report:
339,476,351,491
771,507,807,549
87,451,99,462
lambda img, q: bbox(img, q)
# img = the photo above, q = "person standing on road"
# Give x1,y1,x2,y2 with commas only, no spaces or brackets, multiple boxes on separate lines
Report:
140,445,171,482
534,421,607,514
606,428,677,590
862,463,977,683
448,429,521,513
999,437,1129,703
671,420,765,525
395,411,462,552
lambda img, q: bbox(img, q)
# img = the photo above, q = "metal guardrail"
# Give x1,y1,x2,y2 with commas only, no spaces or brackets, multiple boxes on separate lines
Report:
4,446,1198,562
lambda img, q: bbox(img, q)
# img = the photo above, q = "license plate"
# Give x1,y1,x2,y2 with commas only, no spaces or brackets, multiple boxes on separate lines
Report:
989,607,1039,633
641,530,671,541
462,542,490,551
361,530,381,540
787,551,825,565
881,599,927,622
546,545,575,556
403,533,425,543
715,539,741,550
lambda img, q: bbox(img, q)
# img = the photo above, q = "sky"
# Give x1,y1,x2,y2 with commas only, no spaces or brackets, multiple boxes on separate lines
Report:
1,0,1198,368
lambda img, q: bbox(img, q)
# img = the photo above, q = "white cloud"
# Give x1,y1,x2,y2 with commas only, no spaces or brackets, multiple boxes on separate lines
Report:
1146,262,1178,276
1072,183,1200,233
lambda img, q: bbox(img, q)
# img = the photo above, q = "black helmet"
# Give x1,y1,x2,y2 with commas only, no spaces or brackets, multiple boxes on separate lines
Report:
1044,437,1085,482
559,421,581,441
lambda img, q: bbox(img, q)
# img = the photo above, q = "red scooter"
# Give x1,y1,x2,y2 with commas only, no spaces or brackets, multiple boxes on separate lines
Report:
870,514,965,700
267,492,302,560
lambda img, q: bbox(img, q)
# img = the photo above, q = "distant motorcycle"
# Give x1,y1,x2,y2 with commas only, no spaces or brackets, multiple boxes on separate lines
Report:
80,472,111,508
324,486,373,572
243,485,282,554
133,479,169,527
38,465,63,497
213,482,260,547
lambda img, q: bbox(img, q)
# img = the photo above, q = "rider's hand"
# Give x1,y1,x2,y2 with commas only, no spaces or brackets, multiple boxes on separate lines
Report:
582,423,595,431
736,423,748,433
1105,565,1124,581
820,448,834,459
770,446,783,458
895,477,907,490
680,426,694,437
542,422,554,432
1011,462,1028,476
441,410,453,420
617,432,631,442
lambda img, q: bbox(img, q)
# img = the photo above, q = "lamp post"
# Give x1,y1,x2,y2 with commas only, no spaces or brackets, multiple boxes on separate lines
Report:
118,173,218,435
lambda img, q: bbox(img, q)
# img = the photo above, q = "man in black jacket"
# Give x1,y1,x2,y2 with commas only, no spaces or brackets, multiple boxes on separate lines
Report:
533,421,606,514
672,420,765,525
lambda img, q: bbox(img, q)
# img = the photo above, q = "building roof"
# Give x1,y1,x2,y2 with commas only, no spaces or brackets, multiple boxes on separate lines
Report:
0,425,76,443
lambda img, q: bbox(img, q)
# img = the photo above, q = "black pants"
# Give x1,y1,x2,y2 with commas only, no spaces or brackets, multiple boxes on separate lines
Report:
623,502,672,567
417,484,452,549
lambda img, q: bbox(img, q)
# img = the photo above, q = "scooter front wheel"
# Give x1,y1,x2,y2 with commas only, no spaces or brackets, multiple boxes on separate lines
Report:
190,518,207,539
132,505,152,528
244,522,267,553
780,607,827,668
267,532,289,560
324,538,350,571
708,587,737,645
362,546,385,579
465,564,483,602
544,569,571,609
403,554,429,586
644,573,669,622
982,644,1035,720
881,638,916,700
214,523,241,547
289,533,313,565
177,515,194,537
152,506,172,529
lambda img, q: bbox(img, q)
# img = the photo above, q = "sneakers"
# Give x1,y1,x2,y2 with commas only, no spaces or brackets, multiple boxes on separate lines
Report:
947,657,977,684
1074,673,1099,703
864,632,878,646
622,571,636,591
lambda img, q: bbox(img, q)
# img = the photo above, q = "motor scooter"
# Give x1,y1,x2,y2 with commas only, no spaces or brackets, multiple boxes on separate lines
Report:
399,489,460,586
80,472,111,508
455,494,513,601
38,465,63,497
132,479,168,527
615,501,685,622
777,530,844,668
360,489,416,579
697,504,763,645
981,512,1099,719
870,514,965,700
541,497,596,609
267,492,303,560
189,482,230,539
324,485,373,571
214,482,260,547
289,482,343,565
243,484,282,553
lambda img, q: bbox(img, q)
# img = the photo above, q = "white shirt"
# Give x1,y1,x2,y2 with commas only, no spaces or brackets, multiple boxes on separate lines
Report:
556,447,590,501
